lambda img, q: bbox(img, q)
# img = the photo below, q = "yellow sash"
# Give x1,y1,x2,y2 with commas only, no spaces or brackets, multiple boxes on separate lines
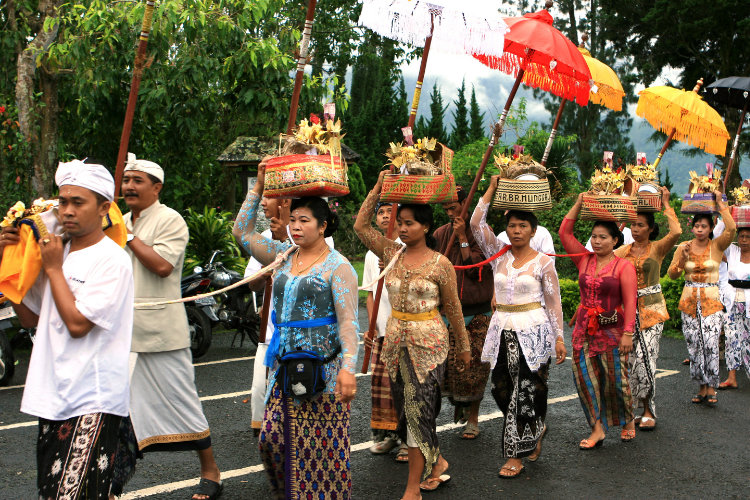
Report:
391,308,439,322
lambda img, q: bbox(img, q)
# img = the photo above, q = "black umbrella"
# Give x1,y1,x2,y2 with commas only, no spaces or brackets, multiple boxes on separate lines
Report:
704,76,750,188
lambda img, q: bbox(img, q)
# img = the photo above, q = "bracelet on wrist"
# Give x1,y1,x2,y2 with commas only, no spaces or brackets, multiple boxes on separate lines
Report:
623,332,634,337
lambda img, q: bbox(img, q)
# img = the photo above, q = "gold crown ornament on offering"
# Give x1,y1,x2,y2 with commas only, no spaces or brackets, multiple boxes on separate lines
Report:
580,152,638,222
264,103,350,199
1,198,56,228
490,148,552,211
681,163,726,214
380,130,456,204
626,154,662,212
730,183,750,228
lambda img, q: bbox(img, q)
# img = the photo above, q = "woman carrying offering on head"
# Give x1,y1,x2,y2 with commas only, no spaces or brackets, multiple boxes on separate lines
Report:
559,193,637,448
614,187,680,430
719,226,750,390
354,171,470,499
470,175,565,479
233,160,359,500
668,192,735,407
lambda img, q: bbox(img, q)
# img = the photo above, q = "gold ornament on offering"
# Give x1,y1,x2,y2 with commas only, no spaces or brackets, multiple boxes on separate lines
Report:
1,198,56,228
493,153,549,180
626,162,658,183
386,137,441,175
731,186,750,206
590,165,627,195
688,168,722,194
281,115,345,159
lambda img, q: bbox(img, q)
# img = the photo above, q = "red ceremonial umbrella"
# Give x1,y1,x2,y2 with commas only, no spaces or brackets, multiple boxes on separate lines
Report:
445,0,591,250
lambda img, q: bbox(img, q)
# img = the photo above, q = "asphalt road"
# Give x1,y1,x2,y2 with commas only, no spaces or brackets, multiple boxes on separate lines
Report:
1,308,749,499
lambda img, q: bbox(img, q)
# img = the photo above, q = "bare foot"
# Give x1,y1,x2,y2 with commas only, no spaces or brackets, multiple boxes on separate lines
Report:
400,491,421,500
499,458,523,477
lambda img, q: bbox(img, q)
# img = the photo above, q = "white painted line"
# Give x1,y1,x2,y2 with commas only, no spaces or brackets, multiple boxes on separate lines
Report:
0,420,36,431
193,356,254,367
0,383,25,391
199,390,251,402
120,367,682,498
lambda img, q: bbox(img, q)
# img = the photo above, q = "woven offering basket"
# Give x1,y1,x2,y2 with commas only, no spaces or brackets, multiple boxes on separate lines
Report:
731,205,750,228
681,193,726,214
380,143,456,204
491,178,552,211
636,192,661,212
264,154,349,198
580,194,638,222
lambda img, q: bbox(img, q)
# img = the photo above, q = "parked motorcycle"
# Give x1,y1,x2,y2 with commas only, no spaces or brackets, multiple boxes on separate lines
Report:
0,297,15,385
181,266,218,359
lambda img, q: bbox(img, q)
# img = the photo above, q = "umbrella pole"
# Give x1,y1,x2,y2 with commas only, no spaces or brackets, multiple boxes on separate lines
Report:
258,0,318,346
651,129,676,170
443,65,529,252
361,16,435,373
542,98,567,166
113,0,157,198
722,101,748,191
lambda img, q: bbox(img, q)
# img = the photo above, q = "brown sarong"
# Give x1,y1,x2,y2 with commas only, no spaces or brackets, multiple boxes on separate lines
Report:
371,336,398,431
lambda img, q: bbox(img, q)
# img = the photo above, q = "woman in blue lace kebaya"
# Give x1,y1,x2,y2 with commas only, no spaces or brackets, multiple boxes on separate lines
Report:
233,161,359,500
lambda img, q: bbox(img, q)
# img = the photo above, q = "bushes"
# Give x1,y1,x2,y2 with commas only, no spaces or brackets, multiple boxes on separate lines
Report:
184,207,246,275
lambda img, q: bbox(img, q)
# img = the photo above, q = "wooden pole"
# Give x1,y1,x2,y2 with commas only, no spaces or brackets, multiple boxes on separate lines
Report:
113,0,156,198
443,63,530,252
541,98,566,166
286,0,318,135
652,79,704,171
361,16,435,374
722,101,748,192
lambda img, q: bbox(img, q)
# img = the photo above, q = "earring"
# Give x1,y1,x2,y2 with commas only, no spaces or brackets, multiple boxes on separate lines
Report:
424,229,428,233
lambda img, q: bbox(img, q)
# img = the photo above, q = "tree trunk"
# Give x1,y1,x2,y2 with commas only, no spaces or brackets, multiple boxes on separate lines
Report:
36,69,59,195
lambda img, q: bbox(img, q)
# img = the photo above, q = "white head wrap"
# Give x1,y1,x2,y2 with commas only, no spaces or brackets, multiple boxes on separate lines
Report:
123,152,164,183
55,159,115,201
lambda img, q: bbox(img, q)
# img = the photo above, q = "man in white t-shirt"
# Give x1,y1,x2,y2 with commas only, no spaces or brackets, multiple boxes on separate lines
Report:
498,224,556,257
0,160,133,498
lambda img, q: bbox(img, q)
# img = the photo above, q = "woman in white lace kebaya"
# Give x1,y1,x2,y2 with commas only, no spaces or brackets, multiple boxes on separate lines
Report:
470,175,566,479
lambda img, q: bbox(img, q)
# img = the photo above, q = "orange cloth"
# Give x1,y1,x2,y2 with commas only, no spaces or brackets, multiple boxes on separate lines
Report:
0,203,127,303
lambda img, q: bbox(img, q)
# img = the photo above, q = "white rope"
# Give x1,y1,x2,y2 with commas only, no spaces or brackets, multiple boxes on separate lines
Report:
357,245,406,291
134,246,298,308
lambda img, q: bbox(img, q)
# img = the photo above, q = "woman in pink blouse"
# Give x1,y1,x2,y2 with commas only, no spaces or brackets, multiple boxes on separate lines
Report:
559,193,638,448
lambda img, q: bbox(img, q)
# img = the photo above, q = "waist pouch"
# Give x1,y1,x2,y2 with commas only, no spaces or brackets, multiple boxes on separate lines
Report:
277,346,341,400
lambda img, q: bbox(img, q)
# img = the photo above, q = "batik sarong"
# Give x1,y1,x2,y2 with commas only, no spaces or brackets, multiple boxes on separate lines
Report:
572,341,633,429
490,330,548,458
258,384,352,500
682,297,723,388
37,413,122,499
444,314,491,404
725,302,750,378
630,310,664,416
371,336,398,431
390,349,445,480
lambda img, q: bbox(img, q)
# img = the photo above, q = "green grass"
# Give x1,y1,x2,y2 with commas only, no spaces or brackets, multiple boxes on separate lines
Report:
350,260,368,303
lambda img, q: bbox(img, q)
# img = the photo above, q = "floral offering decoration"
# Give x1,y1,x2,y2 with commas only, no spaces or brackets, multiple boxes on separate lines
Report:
493,153,548,179
688,167,722,194
589,165,627,195
731,185,750,206
280,113,344,159
386,137,441,175
1,198,56,227
626,162,658,183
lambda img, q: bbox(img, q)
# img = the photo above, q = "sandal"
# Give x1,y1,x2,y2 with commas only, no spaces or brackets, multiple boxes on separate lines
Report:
691,394,706,404
498,464,525,479
394,444,409,463
620,428,636,442
419,474,451,491
461,422,480,440
578,437,604,450
718,381,737,390
638,416,656,431
369,436,399,454
192,478,223,500
705,393,718,407
527,425,547,462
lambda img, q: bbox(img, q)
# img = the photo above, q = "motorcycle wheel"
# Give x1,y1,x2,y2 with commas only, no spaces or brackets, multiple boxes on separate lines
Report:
237,294,261,346
186,306,212,359
0,332,15,386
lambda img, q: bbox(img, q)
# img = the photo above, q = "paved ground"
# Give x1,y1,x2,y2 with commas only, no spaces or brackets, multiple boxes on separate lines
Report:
1,308,749,499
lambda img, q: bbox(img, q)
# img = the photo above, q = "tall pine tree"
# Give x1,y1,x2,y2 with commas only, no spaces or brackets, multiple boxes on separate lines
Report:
450,79,469,150
424,83,448,143
469,86,486,142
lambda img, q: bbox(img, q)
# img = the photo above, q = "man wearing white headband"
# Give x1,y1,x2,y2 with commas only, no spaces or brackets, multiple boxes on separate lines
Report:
0,159,134,498
119,153,222,500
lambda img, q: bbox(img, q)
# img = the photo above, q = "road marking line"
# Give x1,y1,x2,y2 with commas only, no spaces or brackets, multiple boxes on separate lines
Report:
0,383,25,391
120,367,681,498
0,420,36,430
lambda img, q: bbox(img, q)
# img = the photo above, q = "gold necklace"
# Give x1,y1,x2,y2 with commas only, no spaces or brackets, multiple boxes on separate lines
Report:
294,246,329,274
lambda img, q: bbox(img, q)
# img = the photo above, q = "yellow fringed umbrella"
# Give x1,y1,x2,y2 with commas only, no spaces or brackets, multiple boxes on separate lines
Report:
636,78,730,168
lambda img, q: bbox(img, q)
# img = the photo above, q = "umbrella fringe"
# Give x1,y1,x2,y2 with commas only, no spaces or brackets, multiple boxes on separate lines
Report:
590,85,624,112
636,94,730,156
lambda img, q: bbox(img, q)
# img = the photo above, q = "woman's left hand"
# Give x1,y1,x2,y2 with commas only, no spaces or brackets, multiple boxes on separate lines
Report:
554,341,567,365
456,350,471,373
619,334,634,355
335,369,357,403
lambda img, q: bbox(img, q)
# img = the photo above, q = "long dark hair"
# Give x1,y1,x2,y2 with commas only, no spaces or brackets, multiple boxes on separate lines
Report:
592,220,624,249
290,197,339,237
397,204,437,249
637,212,660,241
692,213,715,239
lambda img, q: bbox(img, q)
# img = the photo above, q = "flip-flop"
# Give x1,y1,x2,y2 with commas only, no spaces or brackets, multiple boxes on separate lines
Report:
620,428,636,442
705,393,718,407
691,394,706,404
394,445,409,463
419,474,451,491
192,478,223,500
579,438,604,450
461,422,480,440
498,464,525,479
718,381,738,390
638,417,656,431
527,425,547,462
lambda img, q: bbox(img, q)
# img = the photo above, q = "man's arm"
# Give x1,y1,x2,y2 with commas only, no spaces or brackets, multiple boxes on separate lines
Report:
11,301,39,329
127,235,174,278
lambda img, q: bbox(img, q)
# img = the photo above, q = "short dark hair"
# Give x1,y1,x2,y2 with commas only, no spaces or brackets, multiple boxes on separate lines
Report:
738,227,750,237
637,212,660,241
146,173,162,185
692,213,715,239
290,197,339,237
592,220,624,249
505,210,538,231
397,204,437,249
93,192,108,205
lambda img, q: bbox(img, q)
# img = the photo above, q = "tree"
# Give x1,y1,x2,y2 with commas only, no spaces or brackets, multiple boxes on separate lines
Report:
412,115,429,141
450,79,469,151
424,83,448,143
468,86,486,142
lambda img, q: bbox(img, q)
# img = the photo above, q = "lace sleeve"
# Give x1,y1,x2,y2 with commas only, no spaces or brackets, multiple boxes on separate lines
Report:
668,242,686,279
331,260,360,374
559,217,588,268
540,257,564,338
470,198,503,260
232,190,285,266
355,189,393,260
618,259,638,332
436,255,470,353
